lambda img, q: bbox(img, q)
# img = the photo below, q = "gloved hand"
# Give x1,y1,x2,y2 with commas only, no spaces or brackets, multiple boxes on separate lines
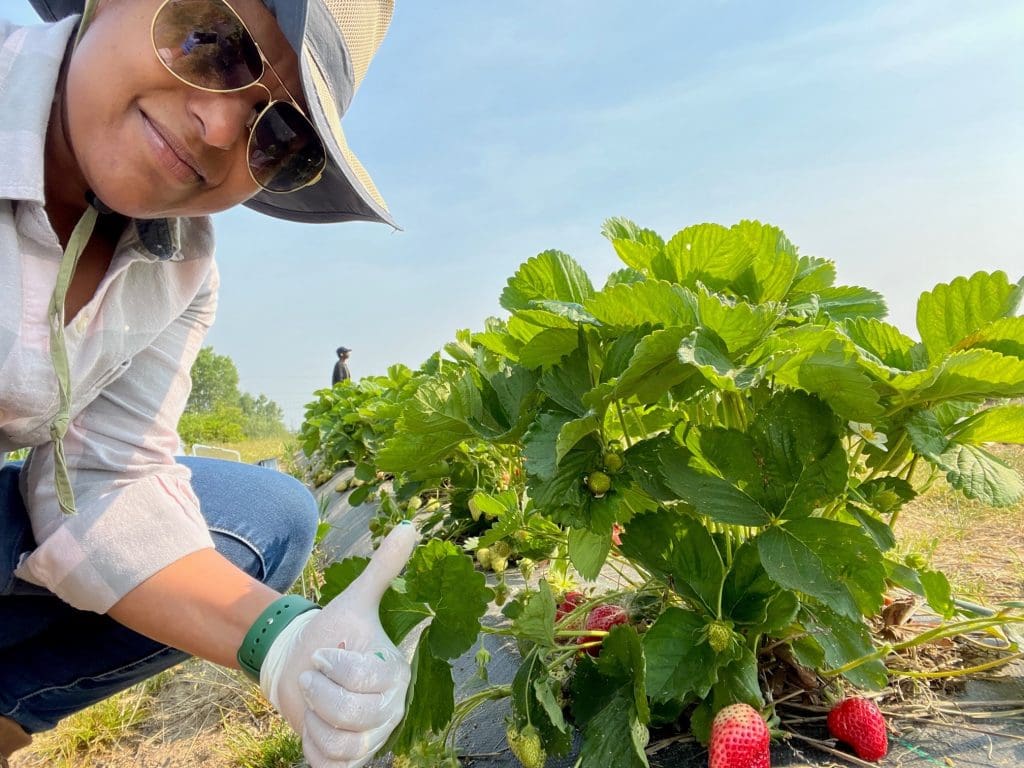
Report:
259,522,418,768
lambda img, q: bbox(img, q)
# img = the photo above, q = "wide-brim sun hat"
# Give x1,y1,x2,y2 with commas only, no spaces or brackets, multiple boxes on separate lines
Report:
29,0,396,227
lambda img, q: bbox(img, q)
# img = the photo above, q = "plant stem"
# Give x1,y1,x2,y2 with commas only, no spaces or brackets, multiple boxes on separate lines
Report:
614,400,633,449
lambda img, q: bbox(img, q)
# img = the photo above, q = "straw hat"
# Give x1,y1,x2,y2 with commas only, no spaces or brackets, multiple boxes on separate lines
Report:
29,0,397,226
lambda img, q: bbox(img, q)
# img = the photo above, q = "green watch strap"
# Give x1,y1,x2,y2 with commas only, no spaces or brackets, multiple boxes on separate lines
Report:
237,596,320,683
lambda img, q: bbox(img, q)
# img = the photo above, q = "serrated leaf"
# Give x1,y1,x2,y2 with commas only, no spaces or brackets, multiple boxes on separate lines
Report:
604,267,647,288
692,285,781,352
731,221,800,303
791,255,837,294
511,581,558,647
768,339,884,421
800,604,888,690
386,628,455,753
405,541,493,659
538,347,591,416
814,285,888,321
758,518,886,620
893,349,1024,404
936,442,1024,506
678,327,760,392
643,607,733,702
660,448,773,526
652,223,735,287
510,649,572,756
571,626,650,768
614,327,697,403
722,541,791,629
956,316,1024,359
500,250,595,312
518,327,581,368
843,317,918,370
556,413,601,464
917,271,1022,362
569,526,612,581
949,404,1024,444
618,507,726,614
584,280,696,329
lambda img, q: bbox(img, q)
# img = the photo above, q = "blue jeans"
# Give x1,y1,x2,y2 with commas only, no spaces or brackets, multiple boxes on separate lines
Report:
0,458,318,733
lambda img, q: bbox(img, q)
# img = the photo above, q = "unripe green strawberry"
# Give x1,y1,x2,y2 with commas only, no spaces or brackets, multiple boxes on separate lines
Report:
335,478,350,493
709,703,770,768
827,697,888,762
506,723,546,768
603,451,624,472
904,552,928,570
490,555,509,574
423,499,441,514
586,471,612,496
476,547,493,570
706,621,733,653
494,579,509,606
406,496,423,512
491,540,513,560
468,496,484,521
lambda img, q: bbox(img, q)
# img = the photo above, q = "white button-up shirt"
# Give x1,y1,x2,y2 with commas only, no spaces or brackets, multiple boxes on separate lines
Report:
1,16,218,612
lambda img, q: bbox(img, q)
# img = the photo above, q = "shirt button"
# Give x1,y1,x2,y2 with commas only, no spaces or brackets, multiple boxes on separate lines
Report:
75,315,89,333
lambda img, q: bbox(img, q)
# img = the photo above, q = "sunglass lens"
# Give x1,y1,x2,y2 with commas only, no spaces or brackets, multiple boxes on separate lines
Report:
249,102,327,193
154,0,262,90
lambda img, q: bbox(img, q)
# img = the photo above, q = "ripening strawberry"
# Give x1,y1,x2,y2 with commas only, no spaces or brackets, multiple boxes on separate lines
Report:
611,522,624,547
827,697,888,762
709,703,771,768
579,604,628,656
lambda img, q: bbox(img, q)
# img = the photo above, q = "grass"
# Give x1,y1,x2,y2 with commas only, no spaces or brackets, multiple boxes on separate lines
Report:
17,671,172,767
895,443,1024,604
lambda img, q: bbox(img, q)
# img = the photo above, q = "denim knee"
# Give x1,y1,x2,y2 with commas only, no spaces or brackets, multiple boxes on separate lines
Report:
182,458,318,594
251,471,319,592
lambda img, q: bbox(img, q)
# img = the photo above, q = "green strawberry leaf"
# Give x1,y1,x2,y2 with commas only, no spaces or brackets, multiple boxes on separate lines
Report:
500,249,595,312
797,604,888,690
618,507,725,615
572,625,651,768
643,607,736,703
386,627,455,754
758,518,886,620
405,541,493,659
511,581,558,648
916,271,1022,362
510,648,572,756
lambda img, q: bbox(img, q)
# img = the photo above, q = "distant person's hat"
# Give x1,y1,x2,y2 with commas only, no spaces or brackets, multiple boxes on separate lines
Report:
337,346,352,355
29,0,397,227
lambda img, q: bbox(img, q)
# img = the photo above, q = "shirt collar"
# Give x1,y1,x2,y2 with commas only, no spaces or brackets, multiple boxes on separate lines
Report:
0,16,186,262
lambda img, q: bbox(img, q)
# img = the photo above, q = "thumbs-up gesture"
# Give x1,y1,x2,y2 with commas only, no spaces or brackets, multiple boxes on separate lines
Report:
259,523,418,768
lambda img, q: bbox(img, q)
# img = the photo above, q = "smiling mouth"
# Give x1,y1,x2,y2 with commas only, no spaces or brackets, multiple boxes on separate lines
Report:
141,111,206,184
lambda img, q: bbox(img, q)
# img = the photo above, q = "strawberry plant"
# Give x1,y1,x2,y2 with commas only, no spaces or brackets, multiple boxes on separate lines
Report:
310,218,1024,766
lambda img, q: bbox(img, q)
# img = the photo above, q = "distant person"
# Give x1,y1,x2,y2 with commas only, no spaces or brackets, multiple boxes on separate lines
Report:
332,346,352,385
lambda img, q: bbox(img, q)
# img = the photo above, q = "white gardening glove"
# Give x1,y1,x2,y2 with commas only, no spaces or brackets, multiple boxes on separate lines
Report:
260,522,418,768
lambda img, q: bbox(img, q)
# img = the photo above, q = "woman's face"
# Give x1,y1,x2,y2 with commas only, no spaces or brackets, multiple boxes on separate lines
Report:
64,0,305,219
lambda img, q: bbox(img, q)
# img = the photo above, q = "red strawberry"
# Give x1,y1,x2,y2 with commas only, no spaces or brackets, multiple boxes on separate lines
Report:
556,591,586,623
827,697,887,762
709,703,771,768
578,604,628,656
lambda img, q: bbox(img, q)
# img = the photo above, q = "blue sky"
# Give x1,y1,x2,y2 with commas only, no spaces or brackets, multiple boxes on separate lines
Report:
10,1,1024,426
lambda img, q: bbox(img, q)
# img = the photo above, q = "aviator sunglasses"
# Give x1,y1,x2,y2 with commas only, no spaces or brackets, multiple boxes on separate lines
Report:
151,0,327,193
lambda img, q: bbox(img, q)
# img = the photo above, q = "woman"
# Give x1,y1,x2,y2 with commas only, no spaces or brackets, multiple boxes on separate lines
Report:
0,1,414,767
